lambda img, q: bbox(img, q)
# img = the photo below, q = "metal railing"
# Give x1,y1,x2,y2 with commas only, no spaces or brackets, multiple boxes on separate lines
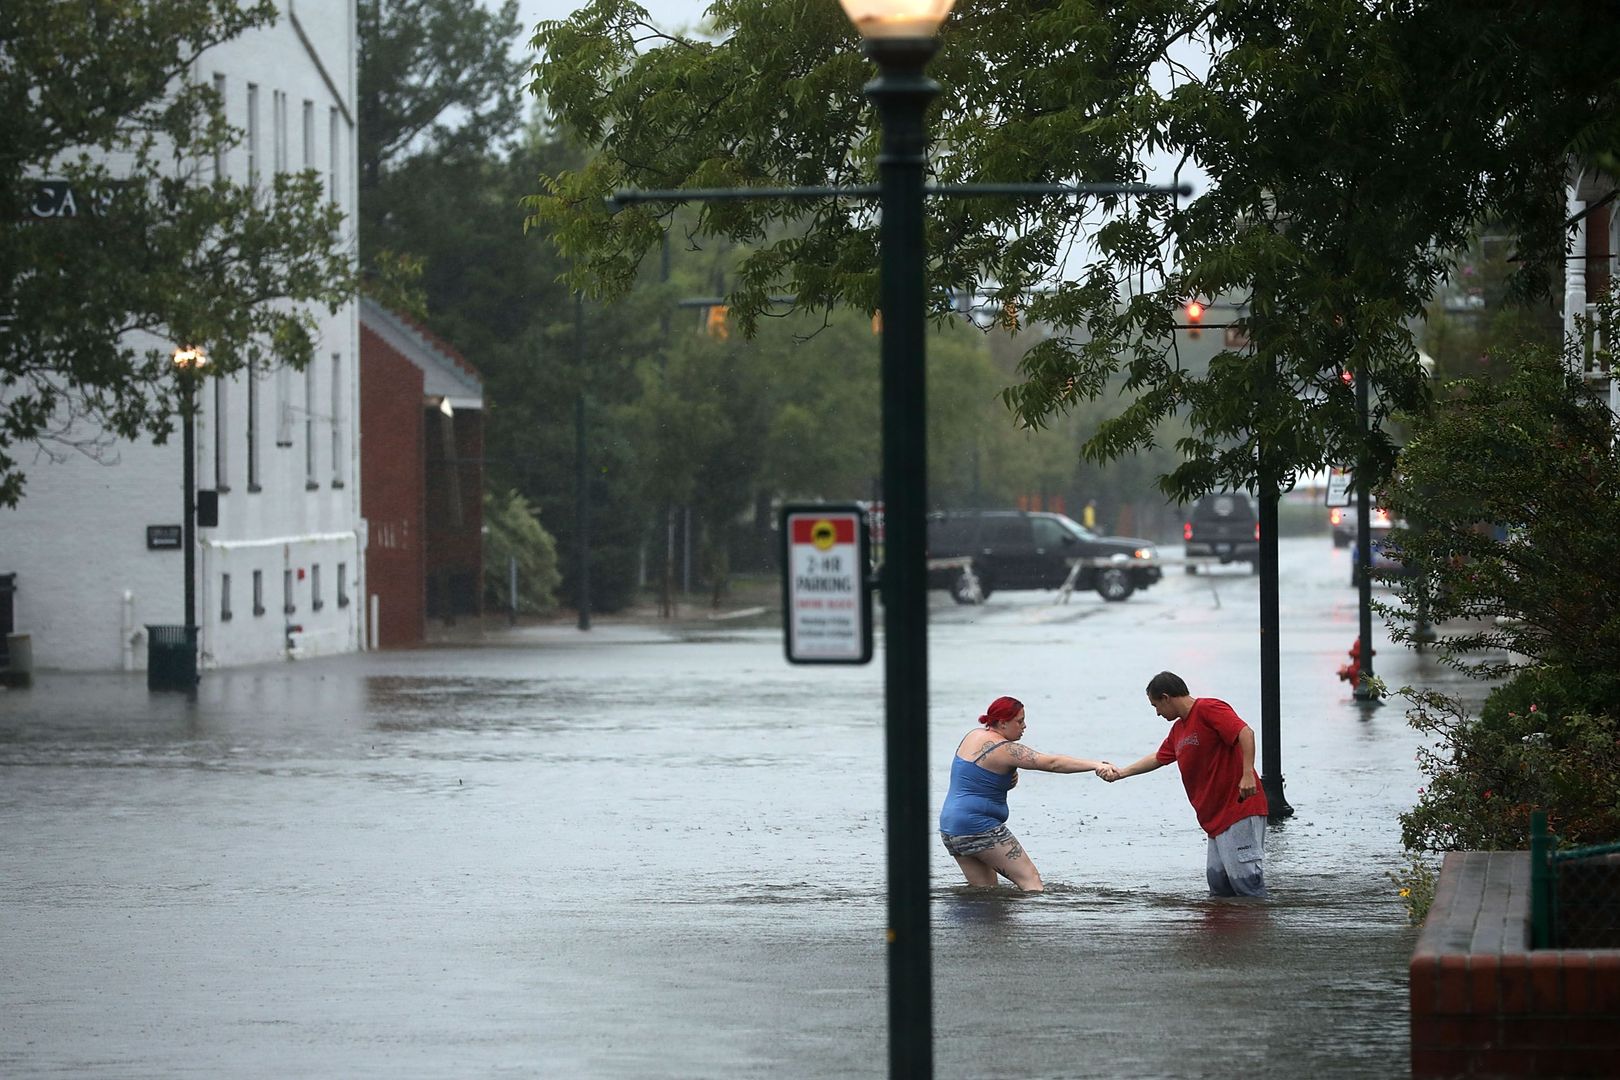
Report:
1530,810,1620,948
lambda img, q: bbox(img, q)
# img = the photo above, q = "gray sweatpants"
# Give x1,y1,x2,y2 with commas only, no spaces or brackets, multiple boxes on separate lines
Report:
1206,814,1267,898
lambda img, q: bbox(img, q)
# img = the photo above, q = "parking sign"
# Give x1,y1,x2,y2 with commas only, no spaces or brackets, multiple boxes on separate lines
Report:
781,504,873,664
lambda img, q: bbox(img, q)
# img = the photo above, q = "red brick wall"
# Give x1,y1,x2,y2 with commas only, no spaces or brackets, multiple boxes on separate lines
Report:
1411,851,1620,1077
360,325,426,648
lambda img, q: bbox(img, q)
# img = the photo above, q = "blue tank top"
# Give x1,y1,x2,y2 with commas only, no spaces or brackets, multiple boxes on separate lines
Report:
939,739,1016,835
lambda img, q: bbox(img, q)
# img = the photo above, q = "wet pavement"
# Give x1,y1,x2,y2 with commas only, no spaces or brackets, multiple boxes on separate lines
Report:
1,537,1478,1078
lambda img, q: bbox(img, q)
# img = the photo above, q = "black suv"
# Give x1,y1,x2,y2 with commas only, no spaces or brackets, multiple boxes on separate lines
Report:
1183,491,1259,573
925,510,1162,603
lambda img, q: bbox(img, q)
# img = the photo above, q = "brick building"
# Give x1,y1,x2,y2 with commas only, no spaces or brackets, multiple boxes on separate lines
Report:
358,299,484,647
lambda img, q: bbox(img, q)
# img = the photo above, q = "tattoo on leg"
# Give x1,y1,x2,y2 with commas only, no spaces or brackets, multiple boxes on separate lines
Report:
1005,842,1024,861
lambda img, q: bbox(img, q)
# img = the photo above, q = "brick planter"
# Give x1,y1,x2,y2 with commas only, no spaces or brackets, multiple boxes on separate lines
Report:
1410,851,1620,1077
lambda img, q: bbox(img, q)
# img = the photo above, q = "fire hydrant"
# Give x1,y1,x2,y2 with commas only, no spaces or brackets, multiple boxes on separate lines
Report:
1337,638,1371,684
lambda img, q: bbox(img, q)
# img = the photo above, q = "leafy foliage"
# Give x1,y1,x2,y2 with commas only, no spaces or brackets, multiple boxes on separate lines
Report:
483,489,563,613
1399,676,1620,855
527,0,1620,504
1,0,355,506
1378,344,1620,684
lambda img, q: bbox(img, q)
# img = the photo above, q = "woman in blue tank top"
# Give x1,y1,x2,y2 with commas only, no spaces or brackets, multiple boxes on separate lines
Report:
940,696,1111,892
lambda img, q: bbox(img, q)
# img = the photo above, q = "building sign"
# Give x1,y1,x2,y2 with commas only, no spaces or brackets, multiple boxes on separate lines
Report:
26,180,125,220
1325,468,1354,508
780,504,872,665
146,525,183,550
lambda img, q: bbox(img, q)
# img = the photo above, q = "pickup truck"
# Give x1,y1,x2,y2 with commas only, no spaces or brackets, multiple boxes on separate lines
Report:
925,509,1162,602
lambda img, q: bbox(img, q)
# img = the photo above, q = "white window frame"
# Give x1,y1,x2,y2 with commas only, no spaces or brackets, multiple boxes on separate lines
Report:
246,83,259,187
304,360,317,487
330,351,344,487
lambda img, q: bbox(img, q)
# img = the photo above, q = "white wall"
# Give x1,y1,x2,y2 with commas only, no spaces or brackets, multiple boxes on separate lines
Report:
3,1,363,671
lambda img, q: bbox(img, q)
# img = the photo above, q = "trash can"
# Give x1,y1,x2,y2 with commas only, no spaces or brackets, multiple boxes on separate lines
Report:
146,624,198,691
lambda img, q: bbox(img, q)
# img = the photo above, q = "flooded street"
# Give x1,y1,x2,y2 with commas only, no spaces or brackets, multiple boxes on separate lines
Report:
2,537,1469,1077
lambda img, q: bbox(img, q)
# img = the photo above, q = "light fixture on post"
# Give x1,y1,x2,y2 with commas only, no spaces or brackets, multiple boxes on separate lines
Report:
837,1,953,1074
171,345,209,689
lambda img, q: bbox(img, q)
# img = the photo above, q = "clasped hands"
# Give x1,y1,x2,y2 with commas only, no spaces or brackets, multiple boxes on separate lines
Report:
1095,762,1122,782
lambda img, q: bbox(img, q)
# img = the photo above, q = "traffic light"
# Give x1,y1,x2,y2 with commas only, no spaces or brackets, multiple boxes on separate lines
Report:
705,304,729,340
1184,299,1204,339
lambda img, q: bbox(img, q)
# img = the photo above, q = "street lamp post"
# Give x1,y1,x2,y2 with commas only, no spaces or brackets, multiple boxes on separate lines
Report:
837,5,951,1070
172,346,208,681
1353,363,1378,700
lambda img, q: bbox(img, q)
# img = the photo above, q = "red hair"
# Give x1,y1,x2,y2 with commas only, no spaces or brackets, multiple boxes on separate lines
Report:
979,696,1024,726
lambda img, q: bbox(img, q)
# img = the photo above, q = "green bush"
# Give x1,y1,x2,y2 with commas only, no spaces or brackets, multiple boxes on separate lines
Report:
1399,669,1620,855
483,489,562,614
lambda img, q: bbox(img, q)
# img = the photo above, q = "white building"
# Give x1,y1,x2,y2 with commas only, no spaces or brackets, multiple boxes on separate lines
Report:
1565,166,1620,415
3,1,364,672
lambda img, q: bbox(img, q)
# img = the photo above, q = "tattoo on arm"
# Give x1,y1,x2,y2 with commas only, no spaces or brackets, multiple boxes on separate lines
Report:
1005,743,1038,763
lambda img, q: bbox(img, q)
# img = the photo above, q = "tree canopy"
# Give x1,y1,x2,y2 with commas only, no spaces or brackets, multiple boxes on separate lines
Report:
528,0,1620,502
0,1,355,506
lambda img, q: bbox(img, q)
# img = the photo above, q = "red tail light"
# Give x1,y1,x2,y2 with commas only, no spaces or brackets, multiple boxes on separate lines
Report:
1254,522,1261,540
1183,521,1192,541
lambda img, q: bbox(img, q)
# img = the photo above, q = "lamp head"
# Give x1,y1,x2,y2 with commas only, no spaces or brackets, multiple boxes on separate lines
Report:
838,0,955,39
172,346,208,371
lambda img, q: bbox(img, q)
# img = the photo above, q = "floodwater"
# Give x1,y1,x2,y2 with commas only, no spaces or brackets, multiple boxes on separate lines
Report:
1,537,1475,1077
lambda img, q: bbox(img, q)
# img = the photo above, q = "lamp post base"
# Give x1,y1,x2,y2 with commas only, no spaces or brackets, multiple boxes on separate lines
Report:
1264,773,1294,821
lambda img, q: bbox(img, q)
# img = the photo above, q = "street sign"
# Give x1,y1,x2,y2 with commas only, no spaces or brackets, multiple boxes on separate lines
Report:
1325,469,1353,508
780,504,873,664
146,525,182,550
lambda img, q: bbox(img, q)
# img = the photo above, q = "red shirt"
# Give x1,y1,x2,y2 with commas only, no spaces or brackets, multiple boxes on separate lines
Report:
1155,697,1269,837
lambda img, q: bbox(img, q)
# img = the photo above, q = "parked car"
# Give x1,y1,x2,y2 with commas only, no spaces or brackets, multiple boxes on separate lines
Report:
1331,504,1393,548
925,510,1162,603
1183,491,1259,573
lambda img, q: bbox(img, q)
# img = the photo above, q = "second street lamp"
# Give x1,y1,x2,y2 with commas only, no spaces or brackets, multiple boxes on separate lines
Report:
172,345,208,686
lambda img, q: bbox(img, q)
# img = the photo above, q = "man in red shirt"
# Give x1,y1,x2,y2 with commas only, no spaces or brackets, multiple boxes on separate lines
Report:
1099,671,1270,897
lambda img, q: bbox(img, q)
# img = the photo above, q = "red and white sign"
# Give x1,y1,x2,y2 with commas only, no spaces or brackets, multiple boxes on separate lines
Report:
782,506,871,664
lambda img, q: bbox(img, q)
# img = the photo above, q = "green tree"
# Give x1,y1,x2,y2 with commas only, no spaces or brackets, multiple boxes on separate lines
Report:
1379,344,1620,685
1377,338,1620,874
483,488,563,613
527,0,1620,504
1,1,355,506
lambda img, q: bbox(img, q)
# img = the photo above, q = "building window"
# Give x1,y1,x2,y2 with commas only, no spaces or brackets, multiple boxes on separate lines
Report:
275,363,293,447
221,573,232,621
273,90,287,174
246,358,261,491
252,570,265,616
330,351,344,488
328,107,340,205
214,375,230,491
304,360,317,488
311,564,323,611
246,83,259,187
283,569,295,615
302,100,314,170
337,562,349,608
212,74,227,180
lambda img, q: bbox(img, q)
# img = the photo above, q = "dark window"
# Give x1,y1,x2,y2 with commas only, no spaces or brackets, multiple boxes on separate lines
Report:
1031,517,1070,548
220,573,232,621
252,570,265,616
981,516,1032,545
